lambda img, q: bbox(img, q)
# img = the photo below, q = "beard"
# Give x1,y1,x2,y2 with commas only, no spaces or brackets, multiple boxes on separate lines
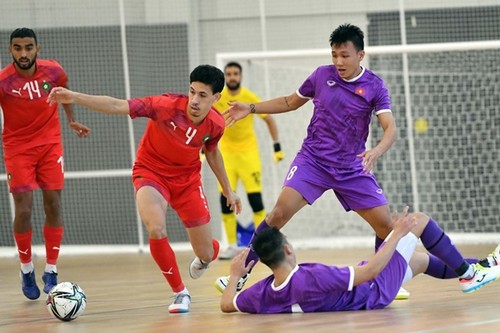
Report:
226,81,241,92
13,54,37,70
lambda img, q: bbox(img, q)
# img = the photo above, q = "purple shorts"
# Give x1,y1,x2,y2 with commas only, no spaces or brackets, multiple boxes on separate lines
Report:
367,232,417,308
283,153,388,211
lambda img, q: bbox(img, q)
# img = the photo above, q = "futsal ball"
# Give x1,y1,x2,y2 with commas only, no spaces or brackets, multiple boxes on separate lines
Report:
46,282,87,321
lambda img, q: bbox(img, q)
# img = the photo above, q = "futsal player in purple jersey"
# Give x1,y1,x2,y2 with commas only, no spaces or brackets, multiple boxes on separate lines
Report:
217,23,396,291
220,208,500,314
216,23,493,297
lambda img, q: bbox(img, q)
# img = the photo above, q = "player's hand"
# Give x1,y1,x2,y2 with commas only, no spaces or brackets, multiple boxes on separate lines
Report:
357,148,381,174
223,102,252,127
224,191,242,215
391,206,417,239
47,87,75,106
69,121,91,138
273,142,285,163
230,248,254,278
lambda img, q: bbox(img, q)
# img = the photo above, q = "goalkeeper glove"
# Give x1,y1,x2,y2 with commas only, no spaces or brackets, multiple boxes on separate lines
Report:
273,142,285,163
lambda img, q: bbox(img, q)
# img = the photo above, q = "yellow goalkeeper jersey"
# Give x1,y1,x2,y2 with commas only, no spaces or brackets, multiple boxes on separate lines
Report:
213,86,266,153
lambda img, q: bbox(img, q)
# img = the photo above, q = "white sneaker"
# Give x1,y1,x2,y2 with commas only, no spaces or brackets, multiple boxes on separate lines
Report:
168,290,191,313
395,287,410,300
215,273,250,293
218,245,246,260
189,257,209,279
478,243,500,267
460,263,500,293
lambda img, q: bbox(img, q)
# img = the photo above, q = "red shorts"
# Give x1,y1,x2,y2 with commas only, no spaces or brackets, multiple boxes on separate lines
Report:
132,164,210,228
4,143,64,193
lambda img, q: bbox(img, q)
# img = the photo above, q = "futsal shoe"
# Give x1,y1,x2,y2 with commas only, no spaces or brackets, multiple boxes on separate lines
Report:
215,273,250,293
395,287,410,300
20,270,41,300
460,263,500,293
478,243,500,268
42,271,58,294
189,257,209,279
168,289,191,313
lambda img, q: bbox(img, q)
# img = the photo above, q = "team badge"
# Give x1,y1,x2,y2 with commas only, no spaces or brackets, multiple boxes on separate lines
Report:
355,87,366,96
41,81,51,92
202,135,210,142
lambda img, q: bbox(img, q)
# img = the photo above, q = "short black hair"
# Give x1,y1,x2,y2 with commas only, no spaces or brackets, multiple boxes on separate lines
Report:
10,27,37,45
252,228,287,269
224,61,242,73
329,23,364,51
190,64,225,94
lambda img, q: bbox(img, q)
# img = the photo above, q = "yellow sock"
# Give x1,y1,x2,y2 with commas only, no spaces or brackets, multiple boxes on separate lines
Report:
222,213,238,245
252,209,266,229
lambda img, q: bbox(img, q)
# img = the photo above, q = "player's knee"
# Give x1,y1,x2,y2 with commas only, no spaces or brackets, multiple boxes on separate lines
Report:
412,211,429,223
247,192,264,212
43,201,62,220
411,211,430,231
15,207,32,223
220,194,233,214
144,222,167,239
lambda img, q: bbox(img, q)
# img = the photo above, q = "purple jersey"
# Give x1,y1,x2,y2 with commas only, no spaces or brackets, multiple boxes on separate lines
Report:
235,250,410,313
297,65,391,168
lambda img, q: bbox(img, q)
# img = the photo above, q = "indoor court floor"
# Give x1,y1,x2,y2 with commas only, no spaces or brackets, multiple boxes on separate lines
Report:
1,244,500,333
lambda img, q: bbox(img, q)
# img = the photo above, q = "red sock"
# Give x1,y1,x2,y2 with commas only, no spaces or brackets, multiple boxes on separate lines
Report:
212,238,220,260
149,237,184,293
13,230,32,264
44,225,64,265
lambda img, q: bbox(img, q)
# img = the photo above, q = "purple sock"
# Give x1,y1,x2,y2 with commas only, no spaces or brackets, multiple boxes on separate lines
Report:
420,219,469,276
245,220,271,268
425,254,478,279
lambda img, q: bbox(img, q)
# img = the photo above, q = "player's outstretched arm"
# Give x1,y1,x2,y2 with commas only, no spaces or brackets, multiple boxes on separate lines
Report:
224,92,307,127
205,148,242,214
47,87,130,116
221,248,254,313
352,207,417,286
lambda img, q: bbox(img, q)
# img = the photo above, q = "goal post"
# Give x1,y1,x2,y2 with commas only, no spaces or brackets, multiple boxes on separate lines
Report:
214,39,500,246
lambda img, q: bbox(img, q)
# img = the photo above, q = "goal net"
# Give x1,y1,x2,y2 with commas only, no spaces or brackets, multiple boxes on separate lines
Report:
214,40,500,247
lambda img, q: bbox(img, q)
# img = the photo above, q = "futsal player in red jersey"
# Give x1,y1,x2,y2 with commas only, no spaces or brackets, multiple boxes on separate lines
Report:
0,28,90,300
47,64,242,313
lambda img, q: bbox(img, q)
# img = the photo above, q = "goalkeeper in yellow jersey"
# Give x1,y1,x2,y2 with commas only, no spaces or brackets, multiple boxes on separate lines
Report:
213,62,284,260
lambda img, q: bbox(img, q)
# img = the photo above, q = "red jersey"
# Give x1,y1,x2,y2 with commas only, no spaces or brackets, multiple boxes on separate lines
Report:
0,59,68,155
128,93,225,177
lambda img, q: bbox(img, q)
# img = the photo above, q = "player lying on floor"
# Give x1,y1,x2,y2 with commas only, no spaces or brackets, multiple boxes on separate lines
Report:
220,208,500,313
